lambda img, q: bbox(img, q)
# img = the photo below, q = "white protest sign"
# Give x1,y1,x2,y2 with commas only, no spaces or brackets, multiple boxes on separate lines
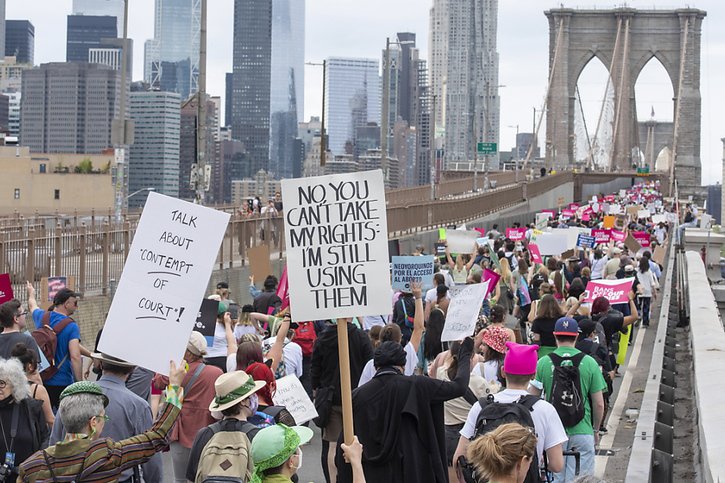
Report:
608,204,622,215
98,192,230,375
281,170,391,322
441,281,489,342
445,230,478,254
272,375,318,424
556,227,590,249
637,210,650,220
535,232,569,256
651,214,666,225
536,213,551,230
391,256,435,291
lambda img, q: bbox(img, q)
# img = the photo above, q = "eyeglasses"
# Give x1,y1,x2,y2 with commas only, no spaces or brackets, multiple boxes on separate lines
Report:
0,380,6,389
94,414,110,423
16,311,28,317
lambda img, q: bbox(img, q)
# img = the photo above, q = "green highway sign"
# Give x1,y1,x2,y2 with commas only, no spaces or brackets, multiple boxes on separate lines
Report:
477,142,497,154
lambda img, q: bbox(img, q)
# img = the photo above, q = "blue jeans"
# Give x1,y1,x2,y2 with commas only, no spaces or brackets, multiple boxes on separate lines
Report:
639,296,652,325
553,433,595,483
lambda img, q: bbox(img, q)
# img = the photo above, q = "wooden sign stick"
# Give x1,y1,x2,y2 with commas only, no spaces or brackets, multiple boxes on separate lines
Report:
337,318,354,445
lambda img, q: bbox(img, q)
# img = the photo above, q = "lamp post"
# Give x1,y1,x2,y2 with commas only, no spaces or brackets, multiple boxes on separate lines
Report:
305,61,327,166
508,124,519,182
126,187,156,201
112,0,132,224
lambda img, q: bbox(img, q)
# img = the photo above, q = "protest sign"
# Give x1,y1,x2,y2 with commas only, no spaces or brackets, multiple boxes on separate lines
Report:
541,209,557,218
0,274,12,304
619,189,627,198
560,209,575,219
441,281,489,342
559,227,590,249
272,375,318,425
528,244,543,264
391,256,434,291
446,230,478,254
615,216,628,231
248,244,272,283
482,269,500,298
435,242,446,257
611,230,626,242
194,298,219,347
535,232,568,256
476,237,488,247
577,233,596,249
506,228,527,241
603,216,617,229
281,170,391,322
651,214,666,225
653,245,666,265
488,248,502,271
535,213,551,230
98,192,230,375
626,206,641,219
624,233,642,253
592,229,612,244
474,227,486,237
561,249,576,260
40,276,76,310
438,228,447,240
701,213,713,229
584,278,634,304
592,202,600,213
632,231,651,248
568,203,580,211
608,205,622,215
637,210,650,220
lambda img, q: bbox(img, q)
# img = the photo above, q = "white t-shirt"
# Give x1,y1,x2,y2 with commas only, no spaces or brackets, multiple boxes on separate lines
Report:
358,341,418,386
425,286,451,305
362,315,389,330
471,360,502,386
460,389,568,463
205,323,229,358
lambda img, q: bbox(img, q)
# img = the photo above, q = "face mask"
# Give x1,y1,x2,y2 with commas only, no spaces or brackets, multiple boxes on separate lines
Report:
294,448,303,471
246,393,259,414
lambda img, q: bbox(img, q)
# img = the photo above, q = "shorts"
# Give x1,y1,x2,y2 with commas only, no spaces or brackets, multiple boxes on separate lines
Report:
445,423,465,465
322,405,343,442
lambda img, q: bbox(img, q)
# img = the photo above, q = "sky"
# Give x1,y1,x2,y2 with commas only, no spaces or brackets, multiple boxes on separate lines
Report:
8,0,724,184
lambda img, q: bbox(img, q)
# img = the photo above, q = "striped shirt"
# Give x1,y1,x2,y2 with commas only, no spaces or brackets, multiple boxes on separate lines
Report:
18,388,182,482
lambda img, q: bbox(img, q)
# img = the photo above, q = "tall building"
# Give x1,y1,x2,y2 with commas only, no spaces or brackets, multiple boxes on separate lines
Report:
429,0,448,130
268,0,304,179
0,1,6,64
325,57,380,156
414,58,432,186
179,94,217,200
144,0,200,101
5,89,19,136
441,0,500,170
72,0,125,34
128,90,181,208
66,15,117,63
5,20,34,65
225,72,233,127
0,56,32,91
20,63,120,154
232,0,272,175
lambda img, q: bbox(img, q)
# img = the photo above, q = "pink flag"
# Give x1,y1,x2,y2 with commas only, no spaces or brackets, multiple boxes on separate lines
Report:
506,227,527,241
474,227,486,237
0,274,12,304
611,230,626,242
275,267,289,313
584,278,635,304
528,244,543,264
592,229,612,244
483,268,501,298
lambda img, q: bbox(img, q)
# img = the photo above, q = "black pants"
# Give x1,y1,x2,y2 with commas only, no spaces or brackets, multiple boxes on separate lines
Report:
46,385,67,411
205,356,227,373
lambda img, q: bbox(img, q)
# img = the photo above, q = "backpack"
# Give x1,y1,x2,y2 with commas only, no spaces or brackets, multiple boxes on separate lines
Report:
547,352,587,427
293,321,317,358
247,410,276,429
459,394,543,483
195,422,253,483
31,312,74,383
530,273,546,301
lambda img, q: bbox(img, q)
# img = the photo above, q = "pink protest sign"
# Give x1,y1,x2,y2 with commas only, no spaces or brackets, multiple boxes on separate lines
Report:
528,244,543,264
568,203,580,211
483,268,501,298
0,274,12,304
474,227,486,237
611,230,626,242
585,278,635,304
592,229,612,244
561,209,575,219
506,228,527,241
632,231,651,248
582,213,591,222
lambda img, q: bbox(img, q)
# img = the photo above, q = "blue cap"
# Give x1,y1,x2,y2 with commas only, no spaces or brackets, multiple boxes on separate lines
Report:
553,317,580,336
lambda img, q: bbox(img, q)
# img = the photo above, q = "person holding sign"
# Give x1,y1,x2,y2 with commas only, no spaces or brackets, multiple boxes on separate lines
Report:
445,243,477,285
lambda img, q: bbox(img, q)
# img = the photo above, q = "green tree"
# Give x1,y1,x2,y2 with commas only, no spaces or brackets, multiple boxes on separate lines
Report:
77,158,93,174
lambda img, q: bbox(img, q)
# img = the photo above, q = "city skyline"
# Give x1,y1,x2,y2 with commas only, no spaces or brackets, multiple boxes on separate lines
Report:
6,0,725,184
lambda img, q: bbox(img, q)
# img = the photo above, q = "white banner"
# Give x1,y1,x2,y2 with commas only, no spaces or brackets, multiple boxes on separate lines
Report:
441,281,489,342
272,375,318,425
445,230,479,254
535,232,569,256
281,170,391,322
98,192,230,375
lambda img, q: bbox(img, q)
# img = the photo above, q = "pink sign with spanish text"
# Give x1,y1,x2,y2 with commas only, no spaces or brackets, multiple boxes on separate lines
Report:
592,229,612,244
611,230,626,242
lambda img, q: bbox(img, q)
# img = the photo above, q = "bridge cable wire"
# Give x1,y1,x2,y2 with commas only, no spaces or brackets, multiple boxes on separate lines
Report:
609,17,631,172
669,17,689,197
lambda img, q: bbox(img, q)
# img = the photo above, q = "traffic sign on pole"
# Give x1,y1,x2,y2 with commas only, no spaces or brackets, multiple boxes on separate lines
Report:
477,142,497,154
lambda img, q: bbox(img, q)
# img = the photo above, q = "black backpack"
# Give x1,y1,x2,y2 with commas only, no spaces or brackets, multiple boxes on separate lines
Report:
548,352,587,428
459,394,544,483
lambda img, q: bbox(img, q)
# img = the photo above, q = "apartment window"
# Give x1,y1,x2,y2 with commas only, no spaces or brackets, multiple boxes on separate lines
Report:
13,189,19,199
39,164,46,173
54,189,60,200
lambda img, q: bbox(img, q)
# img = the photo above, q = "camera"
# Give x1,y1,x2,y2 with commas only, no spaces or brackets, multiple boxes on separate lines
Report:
0,463,13,483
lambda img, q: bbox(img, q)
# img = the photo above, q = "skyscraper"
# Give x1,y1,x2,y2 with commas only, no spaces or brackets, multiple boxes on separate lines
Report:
325,57,381,156
0,1,6,64
440,0,500,169
128,90,181,208
429,0,448,130
232,0,272,175
269,0,304,179
72,0,125,34
5,20,34,65
144,0,200,101
66,15,117,63
21,63,121,154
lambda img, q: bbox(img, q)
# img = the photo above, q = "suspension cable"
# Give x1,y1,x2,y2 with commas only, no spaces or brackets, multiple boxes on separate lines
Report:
669,16,690,196
609,16,631,172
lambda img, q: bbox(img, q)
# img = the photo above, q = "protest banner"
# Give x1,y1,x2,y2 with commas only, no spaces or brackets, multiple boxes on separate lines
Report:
624,233,642,253
40,276,76,310
528,244,543,264
391,256,434,291
608,205,622,215
441,281,489,342
560,209,575,219
0,274,12,304
651,214,666,225
445,230,479,254
535,213,551,230
592,229,612,244
637,210,650,220
535,232,568,256
653,245,666,265
632,231,651,248
482,269,500,298
476,237,488,247
248,244,272,283
506,227,527,241
281,170,391,322
577,233,596,249
611,230,626,242
194,298,219,347
584,278,635,304
272,375,318,425
98,192,230,375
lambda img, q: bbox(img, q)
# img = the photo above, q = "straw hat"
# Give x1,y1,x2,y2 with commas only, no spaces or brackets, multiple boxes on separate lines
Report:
208,370,266,412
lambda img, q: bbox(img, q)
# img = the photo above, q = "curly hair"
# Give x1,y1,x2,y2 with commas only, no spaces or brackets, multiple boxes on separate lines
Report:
0,357,31,402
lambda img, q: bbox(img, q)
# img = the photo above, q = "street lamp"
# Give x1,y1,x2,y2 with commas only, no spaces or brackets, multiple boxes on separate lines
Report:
305,61,327,166
126,187,155,201
508,124,519,182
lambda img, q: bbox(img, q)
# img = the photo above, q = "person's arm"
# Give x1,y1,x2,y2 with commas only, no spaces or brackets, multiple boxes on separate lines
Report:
268,315,291,374
340,436,367,483
464,245,477,270
427,337,473,402
26,281,39,313
248,275,262,299
68,339,83,382
445,245,455,269
224,313,237,356
409,283,425,353
34,384,55,427
452,436,471,483
622,291,639,326
545,443,565,474
591,390,605,446
424,298,433,323
528,300,538,322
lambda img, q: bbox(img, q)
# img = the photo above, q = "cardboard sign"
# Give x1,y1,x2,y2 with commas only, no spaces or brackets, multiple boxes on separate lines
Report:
535,233,569,256
592,229,612,244
506,228,527,241
446,230,479,254
653,245,666,265
584,278,635,304
632,231,651,248
528,244,543,264
194,298,220,347
272,375,318,424
0,274,13,304
248,244,272,283
40,276,76,310
626,206,641,219
281,170,391,322
482,269,500,298
561,249,576,260
391,256,434,291
98,192,230,375
577,234,596,249
624,233,642,253
611,230,626,242
441,281,489,342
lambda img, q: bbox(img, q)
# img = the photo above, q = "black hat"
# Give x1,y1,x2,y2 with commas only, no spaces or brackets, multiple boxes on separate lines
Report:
53,288,79,306
578,318,597,337
374,341,407,369
217,281,229,289
242,304,254,313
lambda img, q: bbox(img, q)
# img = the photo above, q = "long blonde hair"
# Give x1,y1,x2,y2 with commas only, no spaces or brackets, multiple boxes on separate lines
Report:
467,423,536,481
498,257,512,283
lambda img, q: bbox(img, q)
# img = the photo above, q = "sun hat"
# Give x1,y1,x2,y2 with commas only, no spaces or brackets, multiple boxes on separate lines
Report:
60,381,109,407
251,424,313,483
90,352,135,368
503,342,539,375
481,326,509,354
208,370,266,412
187,331,208,356
553,317,580,337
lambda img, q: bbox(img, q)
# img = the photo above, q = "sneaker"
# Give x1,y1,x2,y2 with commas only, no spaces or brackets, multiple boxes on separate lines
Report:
599,426,608,434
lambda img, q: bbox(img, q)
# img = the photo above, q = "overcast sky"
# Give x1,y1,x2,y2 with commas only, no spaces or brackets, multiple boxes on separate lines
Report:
8,0,723,184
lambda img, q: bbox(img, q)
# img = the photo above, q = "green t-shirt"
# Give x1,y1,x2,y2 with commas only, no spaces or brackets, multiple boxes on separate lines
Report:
535,346,607,436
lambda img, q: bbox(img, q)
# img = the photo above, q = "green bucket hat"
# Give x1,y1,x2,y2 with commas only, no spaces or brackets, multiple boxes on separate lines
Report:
60,381,109,407
218,301,228,316
250,424,313,483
